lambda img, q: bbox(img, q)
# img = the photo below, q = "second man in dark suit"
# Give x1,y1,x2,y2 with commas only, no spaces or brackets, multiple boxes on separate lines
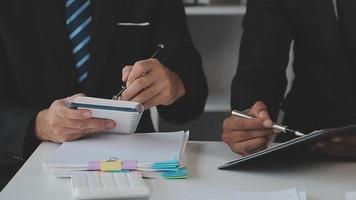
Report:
223,0,356,159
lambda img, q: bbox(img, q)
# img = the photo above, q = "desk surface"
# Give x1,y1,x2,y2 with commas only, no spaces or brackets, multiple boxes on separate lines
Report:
1,141,355,200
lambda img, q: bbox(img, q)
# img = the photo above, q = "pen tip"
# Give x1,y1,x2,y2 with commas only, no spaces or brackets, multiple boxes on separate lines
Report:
295,131,305,137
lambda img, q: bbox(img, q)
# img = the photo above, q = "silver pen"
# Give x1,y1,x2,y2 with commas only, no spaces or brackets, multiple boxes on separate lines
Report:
112,43,165,100
231,110,305,137
112,86,126,100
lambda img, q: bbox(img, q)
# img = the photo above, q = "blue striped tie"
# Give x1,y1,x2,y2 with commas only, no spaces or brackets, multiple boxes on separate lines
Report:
65,0,91,83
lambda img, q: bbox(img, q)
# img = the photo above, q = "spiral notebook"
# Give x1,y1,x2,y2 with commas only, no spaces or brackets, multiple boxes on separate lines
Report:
69,96,144,134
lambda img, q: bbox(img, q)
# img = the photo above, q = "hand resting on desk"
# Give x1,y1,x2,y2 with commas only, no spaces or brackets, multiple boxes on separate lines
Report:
34,94,116,143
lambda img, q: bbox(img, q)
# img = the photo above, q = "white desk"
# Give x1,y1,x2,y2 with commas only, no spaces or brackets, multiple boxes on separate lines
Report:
1,141,355,200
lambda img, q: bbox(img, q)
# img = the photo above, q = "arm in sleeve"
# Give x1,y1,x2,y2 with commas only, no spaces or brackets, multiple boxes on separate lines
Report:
231,0,294,120
0,33,41,163
151,0,208,125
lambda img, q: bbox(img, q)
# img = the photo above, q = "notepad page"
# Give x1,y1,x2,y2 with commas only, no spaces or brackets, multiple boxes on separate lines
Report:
45,131,188,167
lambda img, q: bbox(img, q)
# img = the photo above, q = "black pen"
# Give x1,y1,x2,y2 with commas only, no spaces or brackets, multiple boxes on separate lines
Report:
231,110,305,137
112,43,165,100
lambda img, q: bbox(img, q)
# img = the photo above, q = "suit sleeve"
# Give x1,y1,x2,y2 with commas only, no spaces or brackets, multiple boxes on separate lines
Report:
151,0,208,125
231,0,294,120
0,32,41,163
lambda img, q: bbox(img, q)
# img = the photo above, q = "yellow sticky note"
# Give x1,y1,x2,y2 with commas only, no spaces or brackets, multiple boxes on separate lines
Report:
100,161,122,172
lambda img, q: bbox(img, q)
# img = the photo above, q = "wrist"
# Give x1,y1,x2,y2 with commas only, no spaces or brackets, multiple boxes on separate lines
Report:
175,74,186,99
35,109,49,141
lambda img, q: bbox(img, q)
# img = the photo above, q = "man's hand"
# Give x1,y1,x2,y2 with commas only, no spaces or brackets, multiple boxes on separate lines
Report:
120,58,186,110
311,135,356,160
35,94,116,143
222,101,274,156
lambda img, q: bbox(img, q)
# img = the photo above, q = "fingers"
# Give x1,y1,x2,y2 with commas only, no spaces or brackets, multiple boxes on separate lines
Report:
126,60,154,87
122,65,133,82
62,118,116,130
141,93,162,110
229,137,269,156
224,116,268,131
53,100,92,120
128,78,162,104
224,129,275,144
250,101,268,117
52,127,108,136
121,73,156,101
249,101,272,127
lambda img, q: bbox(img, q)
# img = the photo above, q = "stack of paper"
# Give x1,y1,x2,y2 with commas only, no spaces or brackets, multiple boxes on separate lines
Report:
44,131,189,176
151,181,307,200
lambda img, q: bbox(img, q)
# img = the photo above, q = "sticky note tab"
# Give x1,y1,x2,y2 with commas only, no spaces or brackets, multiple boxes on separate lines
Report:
161,167,188,179
100,161,122,172
122,160,137,170
88,161,101,171
152,160,179,170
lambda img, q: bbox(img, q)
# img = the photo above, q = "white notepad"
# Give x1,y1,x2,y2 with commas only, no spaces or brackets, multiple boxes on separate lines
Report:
44,131,189,171
70,97,144,134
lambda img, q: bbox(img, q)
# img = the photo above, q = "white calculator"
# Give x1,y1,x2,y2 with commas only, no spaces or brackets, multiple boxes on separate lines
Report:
71,171,151,199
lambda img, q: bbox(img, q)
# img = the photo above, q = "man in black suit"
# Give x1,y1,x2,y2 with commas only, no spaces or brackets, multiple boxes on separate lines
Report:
223,0,356,158
0,0,207,189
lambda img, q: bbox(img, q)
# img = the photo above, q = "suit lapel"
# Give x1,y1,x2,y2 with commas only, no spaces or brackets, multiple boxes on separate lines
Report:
83,0,119,96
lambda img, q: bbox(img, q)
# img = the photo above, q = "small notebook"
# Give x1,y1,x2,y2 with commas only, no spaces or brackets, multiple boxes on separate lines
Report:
218,124,356,169
70,96,144,134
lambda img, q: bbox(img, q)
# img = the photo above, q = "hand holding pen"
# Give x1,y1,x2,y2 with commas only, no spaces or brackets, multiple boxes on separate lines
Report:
222,101,305,156
112,44,165,100
117,43,186,109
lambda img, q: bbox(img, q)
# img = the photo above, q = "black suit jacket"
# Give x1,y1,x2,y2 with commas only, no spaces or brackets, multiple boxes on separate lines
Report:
232,0,356,134
0,0,207,165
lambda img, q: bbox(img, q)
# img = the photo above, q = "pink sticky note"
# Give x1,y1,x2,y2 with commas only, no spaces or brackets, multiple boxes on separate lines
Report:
122,160,137,170
88,161,101,171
